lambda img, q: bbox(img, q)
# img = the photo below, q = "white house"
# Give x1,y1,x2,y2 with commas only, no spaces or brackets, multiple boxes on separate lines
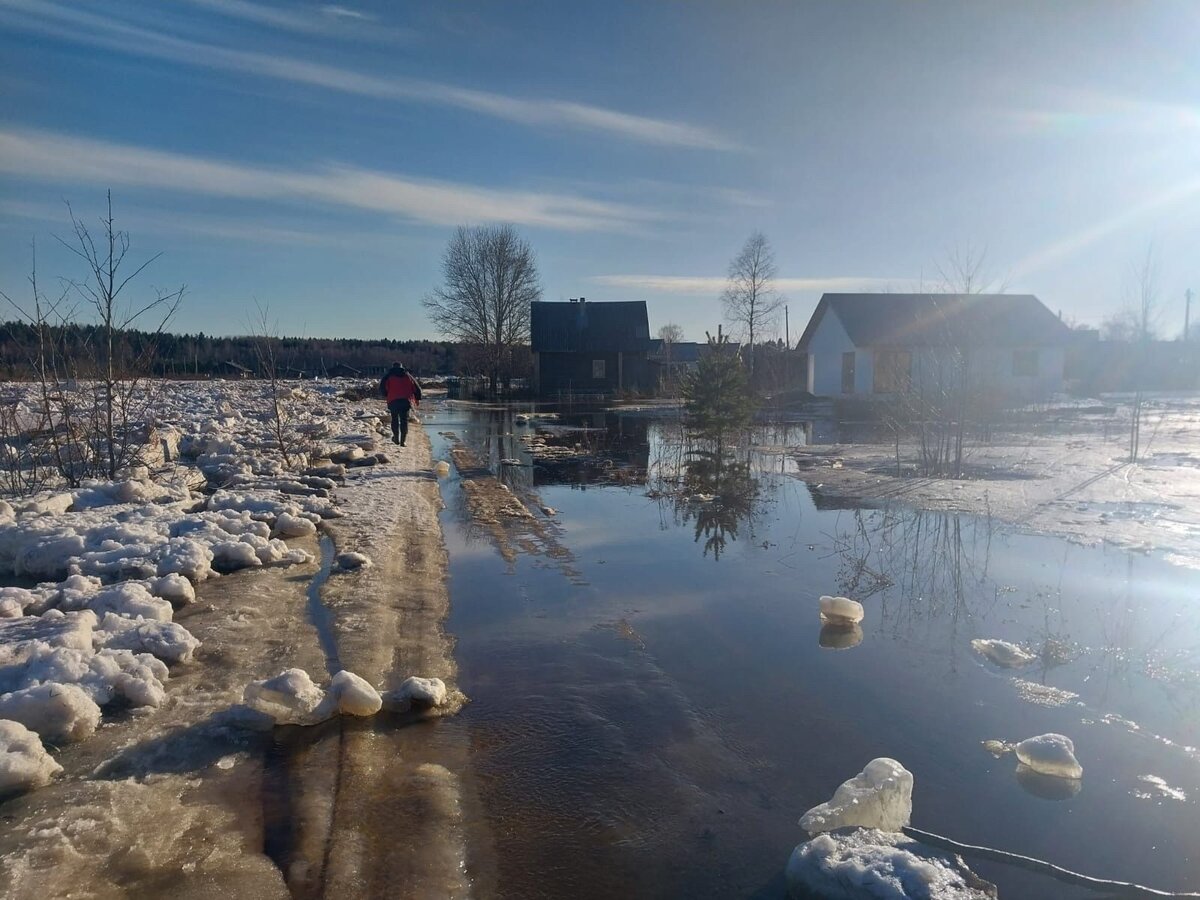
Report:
798,293,1071,401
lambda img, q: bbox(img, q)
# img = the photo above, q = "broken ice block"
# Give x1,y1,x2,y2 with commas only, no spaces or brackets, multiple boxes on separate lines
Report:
800,757,913,834
818,595,864,626
785,828,995,899
329,670,382,717
0,719,62,796
1015,733,1083,779
242,668,328,726
971,638,1035,668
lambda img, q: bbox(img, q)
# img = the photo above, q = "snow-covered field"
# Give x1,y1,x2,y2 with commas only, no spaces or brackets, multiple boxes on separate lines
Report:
0,379,466,897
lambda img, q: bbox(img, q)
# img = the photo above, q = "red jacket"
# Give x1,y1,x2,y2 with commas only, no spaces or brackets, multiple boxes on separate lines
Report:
380,370,421,405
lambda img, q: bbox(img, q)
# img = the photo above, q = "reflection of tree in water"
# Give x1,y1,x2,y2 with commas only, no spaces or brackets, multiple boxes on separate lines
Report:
825,503,998,670
650,425,760,560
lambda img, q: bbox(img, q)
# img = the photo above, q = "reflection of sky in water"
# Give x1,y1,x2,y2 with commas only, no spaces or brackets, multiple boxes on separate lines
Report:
428,405,1200,900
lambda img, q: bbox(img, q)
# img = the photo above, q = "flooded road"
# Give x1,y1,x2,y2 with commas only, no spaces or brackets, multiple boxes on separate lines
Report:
429,402,1200,899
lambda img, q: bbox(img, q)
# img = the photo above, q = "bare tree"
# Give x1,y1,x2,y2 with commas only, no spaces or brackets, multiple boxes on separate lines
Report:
657,323,684,345
249,302,297,470
58,192,185,479
423,224,541,395
721,232,782,377
933,241,1008,294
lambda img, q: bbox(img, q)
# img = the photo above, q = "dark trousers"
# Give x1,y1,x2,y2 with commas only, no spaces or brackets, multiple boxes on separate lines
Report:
388,399,411,444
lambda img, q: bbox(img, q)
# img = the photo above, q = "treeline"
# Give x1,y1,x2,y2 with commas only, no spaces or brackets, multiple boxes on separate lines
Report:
0,321,467,379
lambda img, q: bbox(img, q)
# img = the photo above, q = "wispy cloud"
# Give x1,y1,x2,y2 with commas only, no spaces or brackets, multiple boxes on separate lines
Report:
0,127,661,232
321,5,373,22
1,0,736,151
589,275,905,294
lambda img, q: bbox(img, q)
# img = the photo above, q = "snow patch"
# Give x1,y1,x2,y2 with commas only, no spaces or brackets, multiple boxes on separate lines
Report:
970,638,1035,668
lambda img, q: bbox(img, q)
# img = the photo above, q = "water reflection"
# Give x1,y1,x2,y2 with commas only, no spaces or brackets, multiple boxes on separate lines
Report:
818,623,864,650
1016,764,1083,801
650,428,761,561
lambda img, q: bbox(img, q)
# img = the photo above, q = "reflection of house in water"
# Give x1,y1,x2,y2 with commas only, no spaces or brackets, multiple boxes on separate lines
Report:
528,412,651,488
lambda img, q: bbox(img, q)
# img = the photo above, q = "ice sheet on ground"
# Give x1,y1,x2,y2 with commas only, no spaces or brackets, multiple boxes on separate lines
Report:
800,758,913,834
785,828,997,900
0,719,62,795
1015,733,1083,778
819,595,865,626
970,638,1036,668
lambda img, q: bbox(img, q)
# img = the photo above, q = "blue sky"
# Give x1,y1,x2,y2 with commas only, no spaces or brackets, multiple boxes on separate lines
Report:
1,0,1198,342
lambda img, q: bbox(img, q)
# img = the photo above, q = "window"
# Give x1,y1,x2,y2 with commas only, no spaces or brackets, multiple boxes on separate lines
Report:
592,359,606,379
873,350,912,393
1012,348,1038,377
841,352,856,394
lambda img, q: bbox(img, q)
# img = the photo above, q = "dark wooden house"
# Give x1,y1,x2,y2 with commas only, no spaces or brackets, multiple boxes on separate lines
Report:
531,299,651,396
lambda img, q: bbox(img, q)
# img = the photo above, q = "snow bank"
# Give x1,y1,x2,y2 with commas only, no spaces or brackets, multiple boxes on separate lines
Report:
0,719,62,796
970,638,1035,668
785,829,995,900
1015,733,1083,779
819,595,865,626
800,758,914,834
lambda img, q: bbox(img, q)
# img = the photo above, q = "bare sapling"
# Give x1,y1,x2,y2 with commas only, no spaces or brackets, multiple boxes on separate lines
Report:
57,192,185,481
250,302,297,470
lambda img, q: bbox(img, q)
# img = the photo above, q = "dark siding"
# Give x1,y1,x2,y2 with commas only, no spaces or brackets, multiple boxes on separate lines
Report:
536,351,651,395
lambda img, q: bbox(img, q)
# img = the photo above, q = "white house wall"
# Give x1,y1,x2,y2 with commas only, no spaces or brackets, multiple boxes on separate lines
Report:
808,310,872,395
908,346,1065,400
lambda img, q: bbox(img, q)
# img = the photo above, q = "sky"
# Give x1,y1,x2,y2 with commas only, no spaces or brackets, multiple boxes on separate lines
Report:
1,0,1198,343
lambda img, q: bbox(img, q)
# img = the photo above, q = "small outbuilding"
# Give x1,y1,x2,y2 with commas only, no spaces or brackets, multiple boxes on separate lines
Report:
797,293,1071,401
531,299,651,396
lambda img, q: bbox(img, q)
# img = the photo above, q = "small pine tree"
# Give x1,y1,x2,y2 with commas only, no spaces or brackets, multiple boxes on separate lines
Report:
682,330,756,444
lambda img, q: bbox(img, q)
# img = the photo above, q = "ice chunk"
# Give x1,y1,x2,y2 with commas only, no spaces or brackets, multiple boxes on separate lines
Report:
96,615,200,664
1014,733,1083,779
335,551,371,571
800,758,914,834
0,683,102,744
211,540,263,571
146,573,196,607
272,512,317,538
62,582,174,623
434,460,451,477
384,675,448,711
819,595,864,626
970,638,1035,668
785,828,995,900
0,719,62,796
329,670,382,717
242,668,329,725
156,537,214,582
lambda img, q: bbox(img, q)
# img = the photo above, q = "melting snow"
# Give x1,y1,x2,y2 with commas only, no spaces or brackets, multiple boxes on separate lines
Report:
800,758,913,834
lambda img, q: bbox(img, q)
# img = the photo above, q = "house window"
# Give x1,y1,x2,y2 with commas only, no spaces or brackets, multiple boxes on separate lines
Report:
873,350,912,393
841,352,856,394
1012,348,1038,377
592,359,606,379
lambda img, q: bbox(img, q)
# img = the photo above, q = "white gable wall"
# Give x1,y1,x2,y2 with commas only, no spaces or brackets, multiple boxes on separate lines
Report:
807,309,872,395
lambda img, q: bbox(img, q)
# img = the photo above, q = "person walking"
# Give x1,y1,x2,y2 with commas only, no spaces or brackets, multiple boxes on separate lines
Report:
379,361,422,446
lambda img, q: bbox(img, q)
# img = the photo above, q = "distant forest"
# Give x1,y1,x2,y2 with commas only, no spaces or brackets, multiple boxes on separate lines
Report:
0,321,467,380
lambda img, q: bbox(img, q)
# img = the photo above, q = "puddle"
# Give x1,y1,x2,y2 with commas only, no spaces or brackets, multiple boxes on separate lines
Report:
428,402,1200,899
305,533,341,675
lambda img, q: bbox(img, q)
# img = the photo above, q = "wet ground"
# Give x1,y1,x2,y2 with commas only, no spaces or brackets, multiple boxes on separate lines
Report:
428,401,1200,899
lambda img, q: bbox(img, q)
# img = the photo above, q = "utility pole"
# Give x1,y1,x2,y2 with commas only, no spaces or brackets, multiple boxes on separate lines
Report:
1186,288,1193,342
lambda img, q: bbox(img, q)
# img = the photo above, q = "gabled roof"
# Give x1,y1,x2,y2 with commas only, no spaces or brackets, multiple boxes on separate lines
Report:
797,293,1071,351
648,340,703,363
531,301,649,353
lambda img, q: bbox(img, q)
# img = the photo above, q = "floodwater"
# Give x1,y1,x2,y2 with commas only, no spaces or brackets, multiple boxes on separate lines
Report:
427,402,1200,899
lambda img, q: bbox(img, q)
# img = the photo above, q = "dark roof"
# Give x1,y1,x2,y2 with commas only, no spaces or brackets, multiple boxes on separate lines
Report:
648,340,703,363
797,293,1071,351
531,301,650,353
